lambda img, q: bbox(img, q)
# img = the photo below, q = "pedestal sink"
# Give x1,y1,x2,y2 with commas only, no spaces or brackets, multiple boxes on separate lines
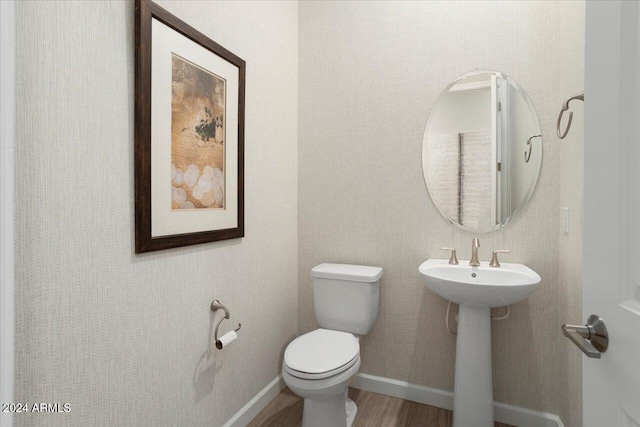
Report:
418,259,541,427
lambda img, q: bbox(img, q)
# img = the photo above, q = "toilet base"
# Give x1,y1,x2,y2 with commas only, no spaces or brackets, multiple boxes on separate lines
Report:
301,390,356,427
346,397,357,427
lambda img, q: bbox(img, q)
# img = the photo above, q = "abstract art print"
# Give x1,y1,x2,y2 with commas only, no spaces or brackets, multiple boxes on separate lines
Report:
171,55,226,211
135,0,245,253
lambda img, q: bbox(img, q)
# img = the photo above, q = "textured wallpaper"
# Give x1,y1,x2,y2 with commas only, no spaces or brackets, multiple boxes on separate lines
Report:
556,3,585,427
15,1,298,426
298,1,583,425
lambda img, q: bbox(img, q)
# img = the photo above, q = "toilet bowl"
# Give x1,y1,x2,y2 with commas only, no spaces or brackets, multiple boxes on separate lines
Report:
282,329,361,427
282,264,382,427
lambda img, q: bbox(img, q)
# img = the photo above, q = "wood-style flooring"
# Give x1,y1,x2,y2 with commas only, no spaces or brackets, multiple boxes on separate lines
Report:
248,387,514,427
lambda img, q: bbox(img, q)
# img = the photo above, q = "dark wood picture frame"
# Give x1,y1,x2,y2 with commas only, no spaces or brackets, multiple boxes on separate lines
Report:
135,0,245,253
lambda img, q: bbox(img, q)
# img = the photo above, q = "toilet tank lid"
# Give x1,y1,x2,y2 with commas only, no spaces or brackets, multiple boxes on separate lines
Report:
311,263,383,282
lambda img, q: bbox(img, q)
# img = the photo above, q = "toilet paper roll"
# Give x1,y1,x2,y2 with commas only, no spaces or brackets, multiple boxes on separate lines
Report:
216,330,237,349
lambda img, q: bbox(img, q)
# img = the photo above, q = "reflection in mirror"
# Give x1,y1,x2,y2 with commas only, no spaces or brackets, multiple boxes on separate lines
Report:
422,71,542,233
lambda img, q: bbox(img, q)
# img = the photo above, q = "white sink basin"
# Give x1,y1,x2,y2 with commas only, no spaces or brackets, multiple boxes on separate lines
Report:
419,259,541,308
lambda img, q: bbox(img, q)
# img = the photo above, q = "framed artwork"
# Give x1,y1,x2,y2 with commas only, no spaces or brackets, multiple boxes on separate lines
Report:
135,0,245,253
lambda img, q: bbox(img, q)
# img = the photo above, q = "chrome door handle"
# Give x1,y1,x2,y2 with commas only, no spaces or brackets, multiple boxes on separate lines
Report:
562,315,609,359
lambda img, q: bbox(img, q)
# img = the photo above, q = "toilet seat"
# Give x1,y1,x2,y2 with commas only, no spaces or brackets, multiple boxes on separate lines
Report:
285,353,359,380
284,329,360,380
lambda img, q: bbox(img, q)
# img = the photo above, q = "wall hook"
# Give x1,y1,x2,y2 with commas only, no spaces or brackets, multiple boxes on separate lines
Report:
557,92,584,139
525,134,541,163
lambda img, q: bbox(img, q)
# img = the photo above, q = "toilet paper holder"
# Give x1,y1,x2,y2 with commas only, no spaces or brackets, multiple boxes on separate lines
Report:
210,300,241,349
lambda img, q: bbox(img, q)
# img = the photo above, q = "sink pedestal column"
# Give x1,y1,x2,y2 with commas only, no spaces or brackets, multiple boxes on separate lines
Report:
453,305,493,427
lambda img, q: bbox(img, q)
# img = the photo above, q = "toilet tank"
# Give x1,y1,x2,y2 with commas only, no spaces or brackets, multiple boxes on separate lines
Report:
311,263,383,335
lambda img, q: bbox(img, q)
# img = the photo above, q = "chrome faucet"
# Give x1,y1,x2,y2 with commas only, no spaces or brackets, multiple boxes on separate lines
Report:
469,238,480,266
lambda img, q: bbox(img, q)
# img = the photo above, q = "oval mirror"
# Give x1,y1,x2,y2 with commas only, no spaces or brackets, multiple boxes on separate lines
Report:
422,70,542,233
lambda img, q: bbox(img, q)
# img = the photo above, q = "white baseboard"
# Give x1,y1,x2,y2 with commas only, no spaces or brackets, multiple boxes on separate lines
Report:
351,373,564,427
351,373,454,411
224,372,565,427
223,375,286,427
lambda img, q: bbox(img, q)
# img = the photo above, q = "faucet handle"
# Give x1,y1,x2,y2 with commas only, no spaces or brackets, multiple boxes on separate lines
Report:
489,250,510,267
440,247,459,265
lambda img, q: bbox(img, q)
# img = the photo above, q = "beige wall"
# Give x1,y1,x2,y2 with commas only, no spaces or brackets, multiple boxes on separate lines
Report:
15,1,298,426
557,2,585,427
298,1,583,424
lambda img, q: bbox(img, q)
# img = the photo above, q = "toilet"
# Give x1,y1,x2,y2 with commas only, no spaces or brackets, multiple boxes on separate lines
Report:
282,263,383,427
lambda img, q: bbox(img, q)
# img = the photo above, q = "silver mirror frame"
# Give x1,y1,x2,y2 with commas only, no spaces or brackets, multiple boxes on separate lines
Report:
421,69,543,233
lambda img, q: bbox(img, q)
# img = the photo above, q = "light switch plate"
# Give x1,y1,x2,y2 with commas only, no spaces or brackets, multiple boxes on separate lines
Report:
562,207,569,234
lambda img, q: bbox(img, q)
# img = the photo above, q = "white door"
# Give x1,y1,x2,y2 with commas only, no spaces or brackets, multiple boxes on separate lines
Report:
0,3,16,427
583,1,640,426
